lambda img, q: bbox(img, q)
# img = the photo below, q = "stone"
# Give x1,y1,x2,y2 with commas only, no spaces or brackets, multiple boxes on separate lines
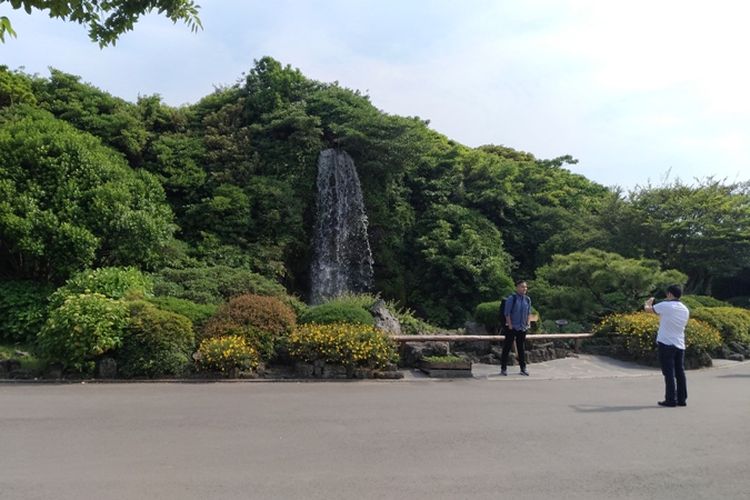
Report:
728,353,745,362
295,362,314,378
398,341,449,367
97,357,118,378
369,299,401,335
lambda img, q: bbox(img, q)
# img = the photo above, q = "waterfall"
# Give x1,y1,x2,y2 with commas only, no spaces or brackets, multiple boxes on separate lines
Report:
309,149,374,304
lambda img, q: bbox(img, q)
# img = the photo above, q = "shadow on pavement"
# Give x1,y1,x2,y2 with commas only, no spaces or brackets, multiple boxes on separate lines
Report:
570,404,659,413
716,374,750,378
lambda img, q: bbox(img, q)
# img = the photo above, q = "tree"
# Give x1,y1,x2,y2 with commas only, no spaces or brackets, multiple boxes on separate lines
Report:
532,248,687,325
0,0,201,46
406,204,514,327
0,106,176,282
616,180,750,294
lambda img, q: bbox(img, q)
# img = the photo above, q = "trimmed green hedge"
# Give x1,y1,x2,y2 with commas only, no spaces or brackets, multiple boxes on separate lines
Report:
690,307,750,344
681,295,731,310
299,301,373,326
117,301,195,378
147,296,218,330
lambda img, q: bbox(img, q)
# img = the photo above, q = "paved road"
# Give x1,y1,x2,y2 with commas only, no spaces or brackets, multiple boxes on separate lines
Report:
1,358,749,500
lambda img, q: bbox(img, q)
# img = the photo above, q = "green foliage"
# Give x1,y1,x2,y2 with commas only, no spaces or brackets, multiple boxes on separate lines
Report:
533,248,687,324
201,294,296,360
117,301,194,378
299,301,374,326
690,307,750,344
540,319,586,334
1,1,201,47
196,335,260,375
146,296,218,330
408,204,514,327
0,66,36,107
37,293,129,372
49,267,153,310
0,280,53,343
681,295,731,310
152,265,296,305
594,312,722,361
0,106,175,281
422,354,464,364
288,323,398,369
613,180,750,294
474,301,503,332
725,296,750,309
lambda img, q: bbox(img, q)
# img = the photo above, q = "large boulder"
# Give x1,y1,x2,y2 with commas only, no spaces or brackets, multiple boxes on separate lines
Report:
370,299,401,335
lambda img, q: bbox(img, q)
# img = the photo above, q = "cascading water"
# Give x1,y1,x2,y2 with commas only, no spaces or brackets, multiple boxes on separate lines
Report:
309,149,374,304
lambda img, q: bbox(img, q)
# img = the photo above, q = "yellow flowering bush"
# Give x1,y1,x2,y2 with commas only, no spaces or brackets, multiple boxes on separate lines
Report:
594,312,722,360
196,335,260,374
288,323,398,369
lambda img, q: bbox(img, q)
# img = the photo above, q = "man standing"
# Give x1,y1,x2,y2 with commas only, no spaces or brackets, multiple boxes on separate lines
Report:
501,280,532,376
645,284,689,407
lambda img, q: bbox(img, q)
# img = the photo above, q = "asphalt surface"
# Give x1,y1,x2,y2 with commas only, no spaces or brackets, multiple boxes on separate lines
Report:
1,356,749,500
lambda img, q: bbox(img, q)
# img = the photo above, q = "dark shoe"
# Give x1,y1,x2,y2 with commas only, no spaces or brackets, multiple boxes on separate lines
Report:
520,369,530,376
677,402,687,407
658,400,677,407
500,369,507,376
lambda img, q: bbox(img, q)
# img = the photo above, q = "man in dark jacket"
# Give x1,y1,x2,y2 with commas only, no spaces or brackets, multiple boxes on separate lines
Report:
501,280,532,376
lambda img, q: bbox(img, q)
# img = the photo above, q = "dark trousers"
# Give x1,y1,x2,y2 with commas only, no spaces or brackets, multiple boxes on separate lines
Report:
501,330,527,370
658,342,687,404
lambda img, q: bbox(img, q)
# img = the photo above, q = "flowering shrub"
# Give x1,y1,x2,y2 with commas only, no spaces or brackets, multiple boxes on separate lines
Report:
288,323,398,369
201,294,296,360
690,307,750,344
594,312,722,360
37,293,129,373
196,335,260,374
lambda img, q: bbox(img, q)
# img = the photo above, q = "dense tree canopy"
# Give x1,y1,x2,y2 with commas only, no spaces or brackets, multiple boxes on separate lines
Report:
1,59,748,327
0,105,175,282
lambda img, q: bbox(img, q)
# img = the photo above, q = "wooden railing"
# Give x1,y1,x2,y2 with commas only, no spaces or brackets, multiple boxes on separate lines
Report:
391,333,594,351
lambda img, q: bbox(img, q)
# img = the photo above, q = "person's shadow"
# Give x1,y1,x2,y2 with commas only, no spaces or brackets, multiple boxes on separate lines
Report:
570,404,658,413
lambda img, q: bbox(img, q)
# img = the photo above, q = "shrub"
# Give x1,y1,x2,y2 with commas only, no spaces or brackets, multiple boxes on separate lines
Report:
723,296,750,309
594,312,722,361
474,301,502,332
0,280,54,343
690,307,750,344
395,308,437,335
541,319,586,334
147,296,218,330
151,265,303,312
681,295,731,310
288,323,397,369
201,294,296,360
37,293,129,373
196,335,260,374
299,301,373,326
49,267,153,309
117,302,195,378
474,300,542,333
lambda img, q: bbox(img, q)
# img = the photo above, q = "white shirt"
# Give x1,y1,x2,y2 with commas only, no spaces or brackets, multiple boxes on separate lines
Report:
653,300,689,349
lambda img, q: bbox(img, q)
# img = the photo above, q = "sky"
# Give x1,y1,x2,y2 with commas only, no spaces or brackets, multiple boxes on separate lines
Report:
2,0,748,189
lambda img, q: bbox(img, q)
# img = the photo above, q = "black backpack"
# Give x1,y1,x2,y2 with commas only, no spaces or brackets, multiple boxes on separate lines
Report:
499,294,518,334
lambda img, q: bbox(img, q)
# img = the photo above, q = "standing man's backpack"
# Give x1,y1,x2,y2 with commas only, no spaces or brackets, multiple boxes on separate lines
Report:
499,294,517,334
